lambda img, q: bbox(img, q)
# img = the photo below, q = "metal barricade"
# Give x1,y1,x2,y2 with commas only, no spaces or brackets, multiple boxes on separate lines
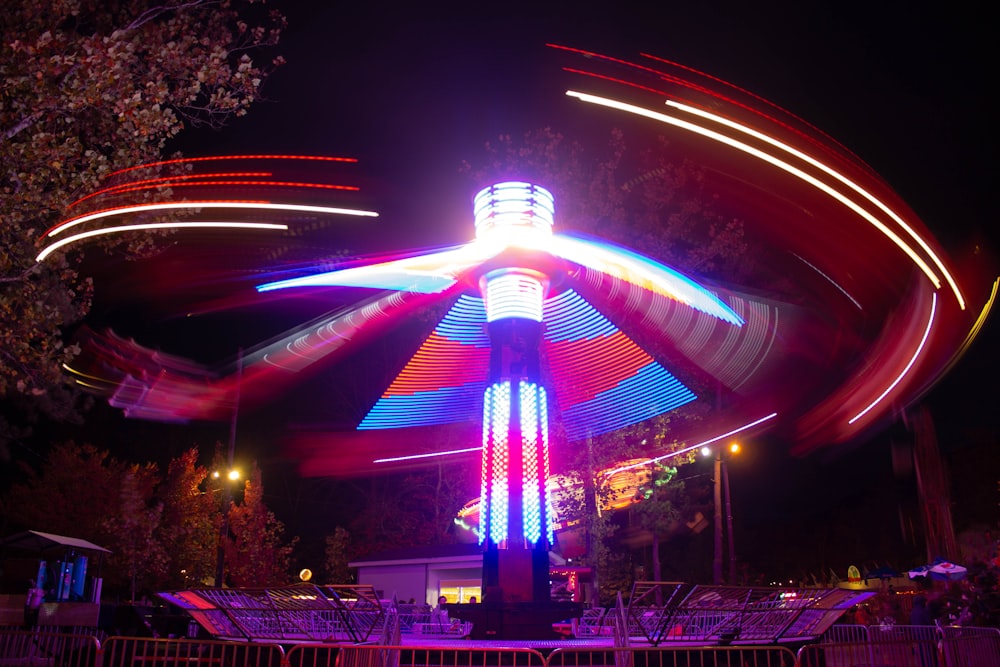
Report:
799,639,941,667
547,645,797,667
575,608,610,638
101,636,285,667
0,628,101,667
939,626,1000,667
285,644,547,667
822,624,871,644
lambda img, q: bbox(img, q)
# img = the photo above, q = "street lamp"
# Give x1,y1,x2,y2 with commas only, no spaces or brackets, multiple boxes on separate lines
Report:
703,443,740,585
214,467,240,587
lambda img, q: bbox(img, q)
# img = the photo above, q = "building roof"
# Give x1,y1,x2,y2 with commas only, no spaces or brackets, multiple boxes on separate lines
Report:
349,542,481,566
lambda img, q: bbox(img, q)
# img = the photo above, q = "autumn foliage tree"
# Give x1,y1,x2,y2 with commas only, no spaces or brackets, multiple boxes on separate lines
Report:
1,443,298,597
0,441,129,541
0,0,285,454
222,463,297,587
157,448,220,588
101,463,168,602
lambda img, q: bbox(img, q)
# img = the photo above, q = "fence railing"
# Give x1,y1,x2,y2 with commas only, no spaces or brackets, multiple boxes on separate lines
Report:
2,623,999,667
101,636,286,667
0,628,101,667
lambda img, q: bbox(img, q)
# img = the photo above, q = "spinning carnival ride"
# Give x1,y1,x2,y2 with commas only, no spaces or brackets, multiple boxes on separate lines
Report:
256,180,745,603
46,46,994,620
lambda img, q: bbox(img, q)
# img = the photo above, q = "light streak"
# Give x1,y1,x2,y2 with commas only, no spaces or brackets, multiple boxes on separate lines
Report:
792,253,863,310
566,90,947,300
373,446,482,464
667,100,965,310
848,294,937,425
43,200,378,239
68,172,274,207
550,234,744,325
601,412,779,477
36,221,288,261
73,179,360,204
105,154,358,179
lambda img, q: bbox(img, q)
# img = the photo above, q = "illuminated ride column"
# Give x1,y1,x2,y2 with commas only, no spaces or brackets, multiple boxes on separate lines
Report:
474,183,557,606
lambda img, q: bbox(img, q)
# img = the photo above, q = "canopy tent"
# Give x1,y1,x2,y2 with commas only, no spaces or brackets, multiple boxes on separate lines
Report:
908,558,967,582
0,530,111,555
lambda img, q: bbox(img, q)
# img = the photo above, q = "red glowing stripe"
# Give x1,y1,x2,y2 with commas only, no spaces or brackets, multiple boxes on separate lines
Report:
640,52,862,162
561,66,674,98
69,172,274,208
94,180,360,196
106,154,358,180
546,330,652,406
562,65,837,172
381,333,489,395
176,590,216,610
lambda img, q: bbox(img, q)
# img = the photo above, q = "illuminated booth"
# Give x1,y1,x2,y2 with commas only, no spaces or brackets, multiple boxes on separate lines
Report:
0,530,110,627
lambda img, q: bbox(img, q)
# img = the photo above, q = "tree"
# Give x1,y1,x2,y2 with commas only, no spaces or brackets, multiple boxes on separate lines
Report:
324,526,353,584
101,463,168,601
0,441,128,542
630,463,682,583
157,447,220,587
0,0,286,455
223,462,297,587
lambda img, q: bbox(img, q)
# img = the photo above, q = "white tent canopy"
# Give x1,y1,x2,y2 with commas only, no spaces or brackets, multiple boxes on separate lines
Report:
0,530,111,554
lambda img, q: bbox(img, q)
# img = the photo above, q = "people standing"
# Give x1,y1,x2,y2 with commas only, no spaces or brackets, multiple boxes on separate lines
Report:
24,581,45,629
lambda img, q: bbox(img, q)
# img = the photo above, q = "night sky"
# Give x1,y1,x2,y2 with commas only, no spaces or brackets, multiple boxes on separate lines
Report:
56,1,1000,578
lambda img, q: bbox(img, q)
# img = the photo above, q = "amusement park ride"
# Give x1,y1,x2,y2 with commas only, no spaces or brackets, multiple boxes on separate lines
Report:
42,45,995,640
255,180,745,635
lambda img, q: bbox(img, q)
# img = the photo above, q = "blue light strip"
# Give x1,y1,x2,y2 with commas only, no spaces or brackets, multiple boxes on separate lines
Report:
560,363,697,441
543,289,617,341
358,384,483,430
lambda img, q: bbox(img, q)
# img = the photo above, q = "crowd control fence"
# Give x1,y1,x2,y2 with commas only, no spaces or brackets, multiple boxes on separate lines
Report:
2,623,1000,667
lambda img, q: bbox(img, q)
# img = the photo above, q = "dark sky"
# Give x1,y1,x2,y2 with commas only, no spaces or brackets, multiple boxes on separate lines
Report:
67,1,1000,577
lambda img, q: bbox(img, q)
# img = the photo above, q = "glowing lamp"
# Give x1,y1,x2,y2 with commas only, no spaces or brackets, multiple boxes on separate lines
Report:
473,182,554,249
483,270,547,322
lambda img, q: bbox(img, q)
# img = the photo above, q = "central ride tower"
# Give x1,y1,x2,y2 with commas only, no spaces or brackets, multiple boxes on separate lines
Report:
456,182,579,638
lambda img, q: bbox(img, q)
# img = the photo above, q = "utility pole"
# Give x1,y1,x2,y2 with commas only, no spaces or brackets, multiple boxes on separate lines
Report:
722,454,736,584
712,449,723,585
215,349,242,587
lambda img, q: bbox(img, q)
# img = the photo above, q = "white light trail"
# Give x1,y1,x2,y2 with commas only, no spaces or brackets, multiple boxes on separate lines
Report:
374,446,483,464
667,100,965,310
36,221,288,261
566,91,947,301
45,200,378,238
848,293,937,425
601,412,779,476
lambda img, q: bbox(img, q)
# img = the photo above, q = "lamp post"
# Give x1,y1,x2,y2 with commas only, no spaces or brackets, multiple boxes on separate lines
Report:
703,442,740,585
214,468,240,587
215,348,242,587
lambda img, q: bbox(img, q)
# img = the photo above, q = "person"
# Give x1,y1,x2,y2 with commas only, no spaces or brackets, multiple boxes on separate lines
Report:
910,594,933,625
431,595,449,629
24,581,45,629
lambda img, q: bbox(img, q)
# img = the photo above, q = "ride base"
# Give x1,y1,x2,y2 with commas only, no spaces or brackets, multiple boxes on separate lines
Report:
448,601,584,640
